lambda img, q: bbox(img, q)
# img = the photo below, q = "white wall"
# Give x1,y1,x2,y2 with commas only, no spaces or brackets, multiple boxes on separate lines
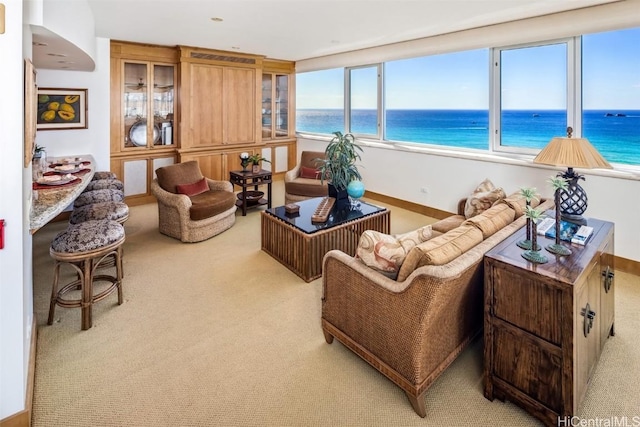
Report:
298,137,640,263
36,37,111,171
0,0,29,419
0,5,107,422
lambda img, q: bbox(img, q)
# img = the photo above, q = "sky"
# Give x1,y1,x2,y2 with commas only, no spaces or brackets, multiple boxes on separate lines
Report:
296,27,640,111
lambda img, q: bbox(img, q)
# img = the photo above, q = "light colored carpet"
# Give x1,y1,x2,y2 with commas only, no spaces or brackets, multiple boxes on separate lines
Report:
31,182,640,426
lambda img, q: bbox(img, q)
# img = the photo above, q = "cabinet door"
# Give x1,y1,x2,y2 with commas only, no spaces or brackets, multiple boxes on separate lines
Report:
262,73,290,140
123,61,149,148
223,67,256,144
152,64,175,147
185,63,224,148
574,261,602,410
123,61,176,149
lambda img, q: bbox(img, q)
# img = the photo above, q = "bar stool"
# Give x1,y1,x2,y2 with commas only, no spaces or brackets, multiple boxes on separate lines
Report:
69,201,129,225
74,189,125,208
47,219,125,330
82,178,124,193
92,171,117,181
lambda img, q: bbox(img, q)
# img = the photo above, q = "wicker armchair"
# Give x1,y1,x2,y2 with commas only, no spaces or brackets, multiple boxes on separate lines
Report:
151,161,236,243
284,151,328,204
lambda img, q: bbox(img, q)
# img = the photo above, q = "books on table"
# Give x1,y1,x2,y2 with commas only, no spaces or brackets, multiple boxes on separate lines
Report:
571,225,594,245
536,217,593,245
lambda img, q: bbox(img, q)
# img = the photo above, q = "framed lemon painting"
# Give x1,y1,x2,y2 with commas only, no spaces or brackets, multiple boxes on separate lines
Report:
36,88,88,130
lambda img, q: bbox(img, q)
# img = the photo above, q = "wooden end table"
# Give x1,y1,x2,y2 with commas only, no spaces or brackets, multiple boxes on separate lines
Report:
483,215,614,425
229,169,272,216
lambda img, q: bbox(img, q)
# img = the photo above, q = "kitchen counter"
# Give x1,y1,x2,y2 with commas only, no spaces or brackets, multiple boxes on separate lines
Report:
29,155,95,233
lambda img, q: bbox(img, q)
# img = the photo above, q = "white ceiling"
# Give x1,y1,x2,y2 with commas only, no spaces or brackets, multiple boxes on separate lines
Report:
32,0,619,70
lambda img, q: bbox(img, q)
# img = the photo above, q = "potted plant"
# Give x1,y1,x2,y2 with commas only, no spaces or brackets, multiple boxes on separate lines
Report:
317,131,363,203
247,153,270,173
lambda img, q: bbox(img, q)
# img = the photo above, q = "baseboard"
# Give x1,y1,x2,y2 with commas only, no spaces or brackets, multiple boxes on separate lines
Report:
364,190,454,220
364,190,640,276
0,318,37,427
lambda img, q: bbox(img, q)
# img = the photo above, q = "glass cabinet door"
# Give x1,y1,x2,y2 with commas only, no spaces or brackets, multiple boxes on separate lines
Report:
274,74,288,137
153,64,174,146
262,74,273,139
123,62,148,148
123,61,175,149
262,73,290,140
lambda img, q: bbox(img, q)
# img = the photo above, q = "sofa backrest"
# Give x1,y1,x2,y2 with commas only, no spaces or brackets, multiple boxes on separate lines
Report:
156,161,204,194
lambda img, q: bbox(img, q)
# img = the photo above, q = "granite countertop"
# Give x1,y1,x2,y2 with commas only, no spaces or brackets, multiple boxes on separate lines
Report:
29,155,96,233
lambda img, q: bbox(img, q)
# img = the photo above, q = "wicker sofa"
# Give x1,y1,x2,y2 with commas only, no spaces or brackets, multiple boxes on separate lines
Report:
321,194,553,417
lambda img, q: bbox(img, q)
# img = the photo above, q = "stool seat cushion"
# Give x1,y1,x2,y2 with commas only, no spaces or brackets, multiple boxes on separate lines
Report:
69,202,129,224
92,171,117,181
51,220,125,254
83,179,124,192
74,189,125,208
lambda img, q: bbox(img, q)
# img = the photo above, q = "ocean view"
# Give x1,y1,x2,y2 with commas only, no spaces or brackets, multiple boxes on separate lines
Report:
296,109,640,165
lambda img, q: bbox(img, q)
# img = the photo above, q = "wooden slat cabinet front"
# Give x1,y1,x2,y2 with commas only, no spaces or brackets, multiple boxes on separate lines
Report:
483,216,614,426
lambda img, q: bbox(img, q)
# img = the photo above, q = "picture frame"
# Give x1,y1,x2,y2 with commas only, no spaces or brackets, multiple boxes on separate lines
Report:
36,88,88,130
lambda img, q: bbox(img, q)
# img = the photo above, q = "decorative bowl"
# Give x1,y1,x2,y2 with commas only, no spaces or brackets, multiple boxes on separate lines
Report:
237,190,264,204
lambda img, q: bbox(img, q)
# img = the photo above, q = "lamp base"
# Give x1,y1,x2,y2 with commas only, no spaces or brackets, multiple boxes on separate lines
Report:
560,213,587,226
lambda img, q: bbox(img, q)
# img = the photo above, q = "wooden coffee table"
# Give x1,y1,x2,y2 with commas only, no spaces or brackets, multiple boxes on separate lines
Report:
261,198,390,282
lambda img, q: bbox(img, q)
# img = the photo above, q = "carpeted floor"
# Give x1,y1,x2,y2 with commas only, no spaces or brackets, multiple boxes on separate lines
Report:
31,182,640,426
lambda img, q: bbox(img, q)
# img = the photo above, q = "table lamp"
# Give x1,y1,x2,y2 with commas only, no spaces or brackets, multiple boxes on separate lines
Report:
533,126,612,224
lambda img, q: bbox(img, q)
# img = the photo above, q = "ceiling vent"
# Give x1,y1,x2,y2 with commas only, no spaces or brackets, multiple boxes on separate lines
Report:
190,52,256,64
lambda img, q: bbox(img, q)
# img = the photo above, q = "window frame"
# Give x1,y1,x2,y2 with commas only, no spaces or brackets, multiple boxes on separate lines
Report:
345,63,383,139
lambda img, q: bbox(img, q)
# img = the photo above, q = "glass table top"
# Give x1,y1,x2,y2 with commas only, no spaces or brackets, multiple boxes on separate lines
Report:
265,197,386,234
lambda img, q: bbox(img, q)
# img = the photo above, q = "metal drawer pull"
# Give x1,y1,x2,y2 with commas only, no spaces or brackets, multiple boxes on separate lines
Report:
581,303,596,337
601,266,614,293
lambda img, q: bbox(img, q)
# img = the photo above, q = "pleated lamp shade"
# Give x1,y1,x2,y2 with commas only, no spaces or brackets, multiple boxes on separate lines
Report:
533,128,612,223
533,135,612,170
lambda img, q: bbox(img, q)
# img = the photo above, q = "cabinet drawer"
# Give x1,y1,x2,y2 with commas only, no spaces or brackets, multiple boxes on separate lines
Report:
492,266,563,345
493,324,563,413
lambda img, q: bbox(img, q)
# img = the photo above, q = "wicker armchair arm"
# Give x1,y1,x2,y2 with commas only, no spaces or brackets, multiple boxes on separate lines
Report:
284,165,301,183
150,180,192,211
206,178,233,193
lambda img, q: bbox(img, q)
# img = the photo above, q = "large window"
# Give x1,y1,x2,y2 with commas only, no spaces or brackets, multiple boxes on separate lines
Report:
296,68,344,134
295,27,640,166
348,65,380,136
495,41,569,151
384,49,489,149
582,28,640,165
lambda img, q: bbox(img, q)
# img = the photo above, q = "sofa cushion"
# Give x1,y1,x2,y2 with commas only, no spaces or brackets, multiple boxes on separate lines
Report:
189,190,236,221
432,215,466,234
285,178,328,198
156,161,203,194
176,177,209,197
463,203,515,239
299,166,321,180
397,225,483,281
356,226,433,278
495,191,541,218
464,178,506,218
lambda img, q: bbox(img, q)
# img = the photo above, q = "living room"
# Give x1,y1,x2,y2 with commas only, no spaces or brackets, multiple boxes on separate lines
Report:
2,0,639,425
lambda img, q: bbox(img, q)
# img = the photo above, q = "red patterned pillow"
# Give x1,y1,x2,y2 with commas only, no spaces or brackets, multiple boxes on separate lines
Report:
299,166,321,180
176,177,209,196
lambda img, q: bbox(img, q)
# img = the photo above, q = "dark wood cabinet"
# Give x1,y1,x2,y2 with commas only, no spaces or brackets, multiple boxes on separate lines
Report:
483,216,614,426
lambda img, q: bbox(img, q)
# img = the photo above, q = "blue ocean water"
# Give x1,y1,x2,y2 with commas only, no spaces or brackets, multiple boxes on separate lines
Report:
296,109,640,165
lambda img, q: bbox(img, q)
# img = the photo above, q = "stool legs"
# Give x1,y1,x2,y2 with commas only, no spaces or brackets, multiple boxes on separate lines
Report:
47,243,124,330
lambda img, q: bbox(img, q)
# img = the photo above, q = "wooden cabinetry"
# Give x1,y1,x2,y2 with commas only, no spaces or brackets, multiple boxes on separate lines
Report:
110,42,297,203
262,60,295,140
110,42,179,205
483,216,614,426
